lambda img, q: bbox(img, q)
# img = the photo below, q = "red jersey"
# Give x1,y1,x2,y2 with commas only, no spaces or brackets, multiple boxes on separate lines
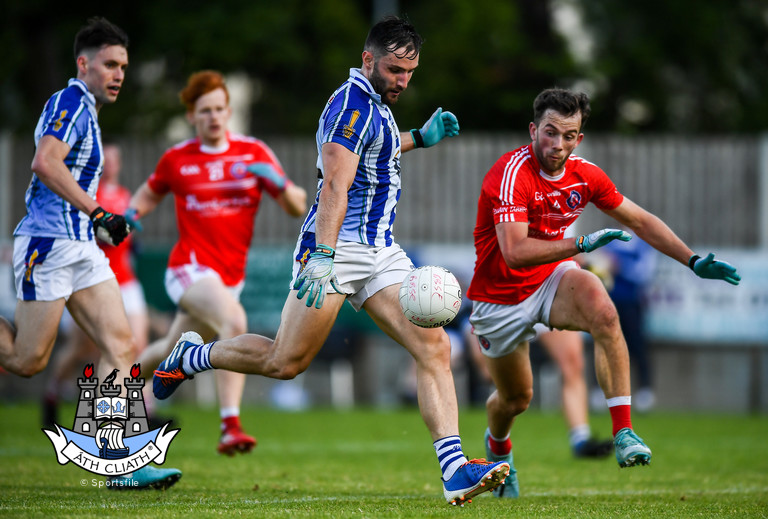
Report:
467,143,624,305
147,133,287,286
96,183,136,285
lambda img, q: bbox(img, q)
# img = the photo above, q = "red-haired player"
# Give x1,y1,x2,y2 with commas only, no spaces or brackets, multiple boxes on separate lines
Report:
129,70,307,456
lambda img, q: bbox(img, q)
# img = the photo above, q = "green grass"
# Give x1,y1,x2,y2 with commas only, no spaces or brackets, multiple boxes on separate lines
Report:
0,402,766,518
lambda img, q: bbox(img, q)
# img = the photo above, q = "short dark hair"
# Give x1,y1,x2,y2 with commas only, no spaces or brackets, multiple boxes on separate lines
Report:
533,88,592,131
364,16,422,60
73,17,129,59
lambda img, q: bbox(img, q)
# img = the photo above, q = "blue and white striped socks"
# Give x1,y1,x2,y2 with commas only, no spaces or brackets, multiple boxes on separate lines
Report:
434,436,468,481
181,341,215,374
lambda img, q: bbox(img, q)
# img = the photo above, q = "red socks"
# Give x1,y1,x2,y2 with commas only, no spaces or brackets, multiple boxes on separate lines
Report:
487,434,512,456
608,404,632,436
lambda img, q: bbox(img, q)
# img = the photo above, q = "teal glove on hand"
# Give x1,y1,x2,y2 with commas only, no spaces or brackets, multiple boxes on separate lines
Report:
410,107,460,148
689,253,741,285
124,208,143,232
576,228,632,253
293,244,344,309
247,162,286,191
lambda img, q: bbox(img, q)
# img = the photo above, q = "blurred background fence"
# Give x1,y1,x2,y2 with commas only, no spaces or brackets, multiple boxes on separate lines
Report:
3,132,766,248
1,132,767,412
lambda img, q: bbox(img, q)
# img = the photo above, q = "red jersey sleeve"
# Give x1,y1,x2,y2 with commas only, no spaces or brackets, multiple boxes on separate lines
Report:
485,148,536,225
146,151,174,196
584,161,623,210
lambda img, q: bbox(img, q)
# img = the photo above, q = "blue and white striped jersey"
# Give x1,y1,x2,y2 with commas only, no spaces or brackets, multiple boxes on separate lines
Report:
301,68,402,247
14,78,103,241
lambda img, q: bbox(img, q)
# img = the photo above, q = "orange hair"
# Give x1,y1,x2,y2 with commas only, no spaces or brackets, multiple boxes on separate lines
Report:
179,70,230,111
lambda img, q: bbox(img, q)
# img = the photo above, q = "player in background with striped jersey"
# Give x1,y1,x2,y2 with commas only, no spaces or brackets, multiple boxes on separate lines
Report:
129,70,307,456
0,17,180,490
153,17,510,505
468,88,740,498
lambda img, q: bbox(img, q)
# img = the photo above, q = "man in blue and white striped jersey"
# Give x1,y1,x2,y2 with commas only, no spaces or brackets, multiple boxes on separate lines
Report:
0,17,180,490
154,16,510,505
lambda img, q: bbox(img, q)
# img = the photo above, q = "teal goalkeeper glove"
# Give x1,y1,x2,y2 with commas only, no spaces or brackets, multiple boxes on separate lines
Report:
689,253,741,286
576,228,632,253
124,208,143,232
410,107,459,148
247,162,286,191
294,244,344,309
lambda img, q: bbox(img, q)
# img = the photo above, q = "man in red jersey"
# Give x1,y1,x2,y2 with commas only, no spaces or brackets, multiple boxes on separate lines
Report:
467,88,740,498
128,70,307,456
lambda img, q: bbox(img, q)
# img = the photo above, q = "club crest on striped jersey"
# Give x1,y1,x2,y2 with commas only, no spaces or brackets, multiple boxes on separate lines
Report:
343,110,361,139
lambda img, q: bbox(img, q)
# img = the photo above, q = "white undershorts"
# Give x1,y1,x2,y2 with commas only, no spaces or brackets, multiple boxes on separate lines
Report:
13,236,114,302
164,263,244,305
469,260,579,358
291,236,414,311
120,278,147,315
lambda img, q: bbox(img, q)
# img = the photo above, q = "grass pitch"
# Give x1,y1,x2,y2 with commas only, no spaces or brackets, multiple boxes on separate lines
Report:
0,402,766,518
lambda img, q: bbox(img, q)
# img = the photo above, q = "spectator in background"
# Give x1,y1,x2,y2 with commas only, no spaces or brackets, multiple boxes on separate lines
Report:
603,230,658,411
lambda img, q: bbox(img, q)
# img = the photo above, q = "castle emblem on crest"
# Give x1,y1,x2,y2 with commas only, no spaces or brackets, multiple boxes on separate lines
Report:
43,364,179,476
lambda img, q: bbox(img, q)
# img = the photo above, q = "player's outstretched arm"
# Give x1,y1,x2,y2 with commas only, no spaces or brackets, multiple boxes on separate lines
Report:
689,253,741,285
127,182,166,228
606,198,741,286
248,162,308,217
247,162,287,191
405,107,460,151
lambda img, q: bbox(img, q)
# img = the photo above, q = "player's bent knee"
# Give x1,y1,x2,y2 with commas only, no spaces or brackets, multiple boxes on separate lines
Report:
15,357,48,378
411,334,452,366
499,388,533,415
265,359,308,380
588,303,620,336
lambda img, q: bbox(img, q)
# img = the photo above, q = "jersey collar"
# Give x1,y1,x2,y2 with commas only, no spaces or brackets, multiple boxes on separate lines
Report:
199,132,231,154
529,143,568,182
67,78,96,108
348,68,383,105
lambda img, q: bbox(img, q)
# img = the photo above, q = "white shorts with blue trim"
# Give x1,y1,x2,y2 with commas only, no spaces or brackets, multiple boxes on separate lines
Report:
469,260,579,358
13,236,114,302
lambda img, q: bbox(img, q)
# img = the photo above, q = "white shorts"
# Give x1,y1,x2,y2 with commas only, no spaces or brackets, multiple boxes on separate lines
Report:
164,263,244,305
469,260,579,358
120,279,147,316
292,234,414,311
13,236,114,302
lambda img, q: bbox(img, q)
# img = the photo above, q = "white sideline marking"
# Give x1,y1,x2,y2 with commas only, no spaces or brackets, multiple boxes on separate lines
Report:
240,486,768,504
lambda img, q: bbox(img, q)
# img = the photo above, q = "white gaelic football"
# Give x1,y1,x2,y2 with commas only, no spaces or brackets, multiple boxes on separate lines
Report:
399,266,462,328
